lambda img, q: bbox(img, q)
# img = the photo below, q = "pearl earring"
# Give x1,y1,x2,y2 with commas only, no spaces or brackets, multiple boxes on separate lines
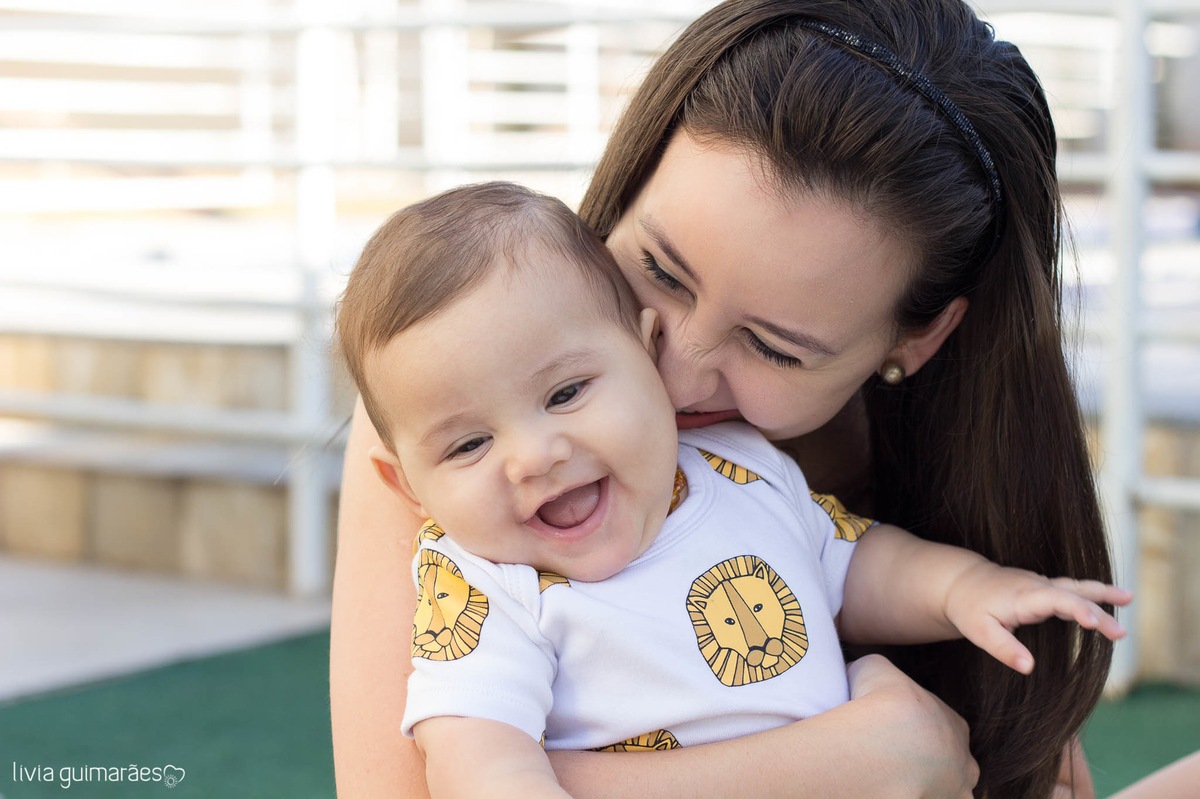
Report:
881,363,905,386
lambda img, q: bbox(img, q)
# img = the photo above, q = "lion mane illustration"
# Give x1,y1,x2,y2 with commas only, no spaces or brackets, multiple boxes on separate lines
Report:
687,555,807,687
809,492,872,542
538,571,570,593
412,519,446,556
592,729,682,752
412,549,489,661
698,450,761,484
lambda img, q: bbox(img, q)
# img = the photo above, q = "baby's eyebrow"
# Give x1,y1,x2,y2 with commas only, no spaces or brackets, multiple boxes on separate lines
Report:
526,348,600,392
418,411,478,451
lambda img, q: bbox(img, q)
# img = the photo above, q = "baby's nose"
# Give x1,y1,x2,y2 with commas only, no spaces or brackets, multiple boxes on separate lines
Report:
504,432,572,483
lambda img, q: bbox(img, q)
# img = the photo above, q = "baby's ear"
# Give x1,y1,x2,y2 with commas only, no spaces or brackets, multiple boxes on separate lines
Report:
369,445,427,518
638,308,662,362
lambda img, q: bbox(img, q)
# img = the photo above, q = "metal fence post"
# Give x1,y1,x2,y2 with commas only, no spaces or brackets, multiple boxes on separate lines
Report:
1102,0,1151,693
289,0,341,597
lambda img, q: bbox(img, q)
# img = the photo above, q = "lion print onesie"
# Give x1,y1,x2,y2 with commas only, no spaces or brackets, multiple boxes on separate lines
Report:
400,421,871,751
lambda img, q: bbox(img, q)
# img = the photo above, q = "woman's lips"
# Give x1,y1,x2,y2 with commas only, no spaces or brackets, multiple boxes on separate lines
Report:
675,410,742,430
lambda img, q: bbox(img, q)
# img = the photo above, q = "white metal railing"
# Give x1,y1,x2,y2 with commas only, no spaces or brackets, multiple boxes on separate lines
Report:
0,1,1196,665
0,0,709,597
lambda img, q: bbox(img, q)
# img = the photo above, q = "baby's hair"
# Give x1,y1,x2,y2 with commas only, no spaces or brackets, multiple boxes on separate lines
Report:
337,181,640,449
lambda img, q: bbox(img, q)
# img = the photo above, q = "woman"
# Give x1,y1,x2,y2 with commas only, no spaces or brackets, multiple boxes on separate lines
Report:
331,0,1115,795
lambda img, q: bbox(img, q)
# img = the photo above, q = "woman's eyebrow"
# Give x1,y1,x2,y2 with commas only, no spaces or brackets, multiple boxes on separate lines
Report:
638,216,701,287
639,214,839,358
748,316,839,358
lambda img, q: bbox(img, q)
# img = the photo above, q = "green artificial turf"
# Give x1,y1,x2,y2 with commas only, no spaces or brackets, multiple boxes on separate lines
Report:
1084,681,1200,798
0,632,335,799
1,629,1196,799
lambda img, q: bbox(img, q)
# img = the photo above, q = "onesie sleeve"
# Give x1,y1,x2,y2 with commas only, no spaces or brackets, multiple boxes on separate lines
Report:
401,538,557,743
778,456,874,617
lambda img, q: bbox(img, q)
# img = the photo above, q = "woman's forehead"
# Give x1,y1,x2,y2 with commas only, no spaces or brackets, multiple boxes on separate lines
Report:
617,132,912,345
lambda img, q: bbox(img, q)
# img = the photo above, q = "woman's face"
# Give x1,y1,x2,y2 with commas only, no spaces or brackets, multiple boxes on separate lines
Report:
606,131,917,441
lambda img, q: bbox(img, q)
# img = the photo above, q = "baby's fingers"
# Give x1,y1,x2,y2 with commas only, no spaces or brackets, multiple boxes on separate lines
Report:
1046,578,1134,607
1021,588,1128,641
962,617,1037,675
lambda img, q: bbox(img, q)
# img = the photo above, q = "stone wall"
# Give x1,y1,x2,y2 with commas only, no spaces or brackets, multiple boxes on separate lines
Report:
1121,422,1200,684
2,332,1198,682
0,332,353,590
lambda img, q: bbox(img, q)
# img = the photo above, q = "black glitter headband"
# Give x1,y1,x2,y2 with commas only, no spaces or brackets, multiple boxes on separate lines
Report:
796,19,1006,263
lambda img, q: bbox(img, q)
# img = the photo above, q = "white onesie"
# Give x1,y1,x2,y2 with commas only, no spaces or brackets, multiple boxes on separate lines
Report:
401,422,871,751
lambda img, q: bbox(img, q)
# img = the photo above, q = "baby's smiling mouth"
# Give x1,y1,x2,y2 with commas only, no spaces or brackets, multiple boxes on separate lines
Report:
536,481,602,528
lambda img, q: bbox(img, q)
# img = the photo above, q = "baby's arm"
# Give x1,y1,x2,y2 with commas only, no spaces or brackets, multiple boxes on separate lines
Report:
415,717,570,799
838,525,1132,673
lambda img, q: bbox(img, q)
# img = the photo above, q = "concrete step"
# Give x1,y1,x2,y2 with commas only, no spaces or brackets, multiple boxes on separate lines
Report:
0,554,330,702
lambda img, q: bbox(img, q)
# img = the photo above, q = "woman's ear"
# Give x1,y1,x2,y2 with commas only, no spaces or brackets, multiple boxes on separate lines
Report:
639,308,661,362
883,297,968,377
369,445,427,519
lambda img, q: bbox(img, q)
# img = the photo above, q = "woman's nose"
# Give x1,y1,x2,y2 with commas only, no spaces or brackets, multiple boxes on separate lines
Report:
656,325,724,409
504,430,572,484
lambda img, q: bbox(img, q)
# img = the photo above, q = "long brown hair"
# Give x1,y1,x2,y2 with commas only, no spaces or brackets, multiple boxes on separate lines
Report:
581,1,1112,795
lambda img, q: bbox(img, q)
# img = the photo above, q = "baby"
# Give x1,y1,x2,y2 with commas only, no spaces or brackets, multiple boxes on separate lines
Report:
336,181,1129,799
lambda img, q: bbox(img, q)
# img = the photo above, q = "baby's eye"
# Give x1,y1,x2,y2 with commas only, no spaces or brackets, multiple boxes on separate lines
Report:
449,436,489,458
548,380,590,408
641,253,683,291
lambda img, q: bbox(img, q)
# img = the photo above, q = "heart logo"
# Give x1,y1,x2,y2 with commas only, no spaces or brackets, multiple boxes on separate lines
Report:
163,766,186,789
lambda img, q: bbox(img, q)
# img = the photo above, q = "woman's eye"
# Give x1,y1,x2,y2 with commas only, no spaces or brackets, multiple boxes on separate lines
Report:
746,331,803,369
548,381,588,408
641,253,683,291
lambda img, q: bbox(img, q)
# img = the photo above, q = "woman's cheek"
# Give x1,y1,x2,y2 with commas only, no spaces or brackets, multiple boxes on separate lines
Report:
731,370,826,440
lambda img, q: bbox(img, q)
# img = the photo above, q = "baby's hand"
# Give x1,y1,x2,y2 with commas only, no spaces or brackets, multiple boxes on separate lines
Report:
944,561,1133,674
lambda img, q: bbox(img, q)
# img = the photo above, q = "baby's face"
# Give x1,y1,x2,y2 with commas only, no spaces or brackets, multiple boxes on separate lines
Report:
372,252,679,582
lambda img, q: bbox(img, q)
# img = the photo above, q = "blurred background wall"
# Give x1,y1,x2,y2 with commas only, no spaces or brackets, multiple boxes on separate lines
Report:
0,0,1197,691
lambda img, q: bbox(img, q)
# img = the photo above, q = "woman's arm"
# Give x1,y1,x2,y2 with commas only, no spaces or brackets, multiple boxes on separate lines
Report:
550,655,977,799
1108,750,1200,799
416,717,570,799
1053,738,1096,799
330,398,429,798
331,400,978,798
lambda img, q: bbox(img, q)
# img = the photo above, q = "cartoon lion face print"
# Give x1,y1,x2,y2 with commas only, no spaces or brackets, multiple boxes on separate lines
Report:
412,549,489,661
687,555,808,687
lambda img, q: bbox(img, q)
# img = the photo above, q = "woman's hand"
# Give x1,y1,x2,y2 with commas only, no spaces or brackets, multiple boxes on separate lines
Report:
847,655,979,798
546,654,977,799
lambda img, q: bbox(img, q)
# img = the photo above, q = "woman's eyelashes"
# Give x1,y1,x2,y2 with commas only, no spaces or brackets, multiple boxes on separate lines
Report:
745,330,803,369
640,253,683,292
640,250,801,369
